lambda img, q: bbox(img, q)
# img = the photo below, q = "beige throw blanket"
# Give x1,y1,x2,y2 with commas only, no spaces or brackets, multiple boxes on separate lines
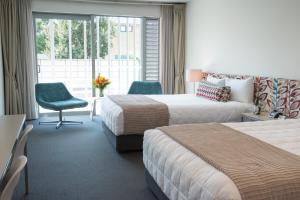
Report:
158,123,300,200
108,95,169,134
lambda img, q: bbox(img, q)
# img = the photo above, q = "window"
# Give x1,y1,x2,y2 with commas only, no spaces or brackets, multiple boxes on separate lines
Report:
34,14,160,112
143,18,160,81
94,16,143,95
35,16,92,109
120,25,126,32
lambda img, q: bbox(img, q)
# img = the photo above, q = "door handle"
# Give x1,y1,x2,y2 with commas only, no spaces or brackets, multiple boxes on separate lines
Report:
37,64,40,73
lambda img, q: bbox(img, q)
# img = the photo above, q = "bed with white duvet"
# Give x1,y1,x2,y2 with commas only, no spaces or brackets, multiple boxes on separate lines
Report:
143,119,300,200
101,94,255,136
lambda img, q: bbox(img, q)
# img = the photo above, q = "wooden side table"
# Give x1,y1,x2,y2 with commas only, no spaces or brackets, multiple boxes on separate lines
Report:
241,112,273,122
90,97,103,120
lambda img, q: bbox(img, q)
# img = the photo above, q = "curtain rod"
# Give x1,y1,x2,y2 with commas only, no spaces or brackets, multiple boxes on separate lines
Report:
44,0,187,6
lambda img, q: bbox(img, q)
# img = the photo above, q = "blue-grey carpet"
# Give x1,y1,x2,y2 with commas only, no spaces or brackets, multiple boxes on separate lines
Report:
13,115,156,200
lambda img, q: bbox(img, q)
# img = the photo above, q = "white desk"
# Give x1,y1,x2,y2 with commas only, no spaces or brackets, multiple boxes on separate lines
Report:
0,115,26,183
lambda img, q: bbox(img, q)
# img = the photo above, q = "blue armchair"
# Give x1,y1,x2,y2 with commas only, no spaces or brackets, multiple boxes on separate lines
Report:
35,82,88,129
128,81,162,95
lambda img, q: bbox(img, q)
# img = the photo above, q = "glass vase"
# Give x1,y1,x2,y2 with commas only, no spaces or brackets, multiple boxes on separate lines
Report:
99,88,104,97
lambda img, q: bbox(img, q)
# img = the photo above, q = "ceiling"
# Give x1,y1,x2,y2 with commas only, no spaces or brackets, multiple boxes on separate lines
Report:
73,0,190,3
35,0,190,5
115,0,189,2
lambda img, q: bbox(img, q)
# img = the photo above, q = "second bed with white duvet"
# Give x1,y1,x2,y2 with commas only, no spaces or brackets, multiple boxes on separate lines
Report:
143,119,300,200
101,94,255,136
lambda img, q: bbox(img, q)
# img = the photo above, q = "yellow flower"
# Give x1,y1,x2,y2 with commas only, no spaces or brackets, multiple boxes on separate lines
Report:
92,74,111,89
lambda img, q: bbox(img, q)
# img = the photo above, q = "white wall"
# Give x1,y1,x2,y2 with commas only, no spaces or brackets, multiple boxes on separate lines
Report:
32,0,161,17
0,34,5,115
186,0,300,80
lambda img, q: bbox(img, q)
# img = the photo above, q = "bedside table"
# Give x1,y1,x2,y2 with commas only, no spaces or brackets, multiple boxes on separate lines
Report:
90,97,104,120
241,112,273,122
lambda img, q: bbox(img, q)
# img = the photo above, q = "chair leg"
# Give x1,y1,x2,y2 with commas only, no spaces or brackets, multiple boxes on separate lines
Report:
56,121,63,129
39,110,84,129
39,121,60,125
57,110,84,129
62,121,83,124
59,110,63,122
24,145,29,195
56,111,63,129
25,164,29,195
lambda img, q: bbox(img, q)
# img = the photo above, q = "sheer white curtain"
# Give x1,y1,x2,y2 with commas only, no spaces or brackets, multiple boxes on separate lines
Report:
0,0,38,119
160,4,186,94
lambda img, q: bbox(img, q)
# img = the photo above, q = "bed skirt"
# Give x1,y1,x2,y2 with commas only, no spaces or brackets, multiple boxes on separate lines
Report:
102,121,144,152
145,169,169,200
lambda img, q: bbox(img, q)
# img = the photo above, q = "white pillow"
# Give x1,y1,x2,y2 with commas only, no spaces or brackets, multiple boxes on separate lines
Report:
206,76,226,87
225,78,254,103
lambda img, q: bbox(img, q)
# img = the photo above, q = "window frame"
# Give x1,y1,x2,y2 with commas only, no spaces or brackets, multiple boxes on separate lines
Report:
33,12,160,98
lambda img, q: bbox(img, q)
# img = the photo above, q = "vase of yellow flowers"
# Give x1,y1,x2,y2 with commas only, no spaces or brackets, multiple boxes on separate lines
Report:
92,74,111,97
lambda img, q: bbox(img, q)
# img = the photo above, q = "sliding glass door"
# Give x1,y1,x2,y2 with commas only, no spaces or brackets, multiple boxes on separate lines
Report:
94,16,142,95
34,13,159,113
35,15,92,113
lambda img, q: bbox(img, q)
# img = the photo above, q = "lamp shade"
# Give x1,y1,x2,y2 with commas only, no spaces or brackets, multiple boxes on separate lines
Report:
189,69,203,82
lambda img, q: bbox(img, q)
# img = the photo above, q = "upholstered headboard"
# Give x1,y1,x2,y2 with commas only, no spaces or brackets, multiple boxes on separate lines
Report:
205,72,300,118
255,77,300,118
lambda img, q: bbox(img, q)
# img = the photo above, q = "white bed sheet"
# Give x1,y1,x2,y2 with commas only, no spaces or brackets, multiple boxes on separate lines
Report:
101,94,255,136
143,119,300,200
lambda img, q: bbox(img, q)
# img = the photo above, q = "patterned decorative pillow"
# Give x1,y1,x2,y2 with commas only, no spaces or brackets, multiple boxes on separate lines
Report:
196,81,231,102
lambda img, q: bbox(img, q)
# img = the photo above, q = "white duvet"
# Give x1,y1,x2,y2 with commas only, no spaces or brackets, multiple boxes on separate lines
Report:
101,94,255,136
143,119,300,200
